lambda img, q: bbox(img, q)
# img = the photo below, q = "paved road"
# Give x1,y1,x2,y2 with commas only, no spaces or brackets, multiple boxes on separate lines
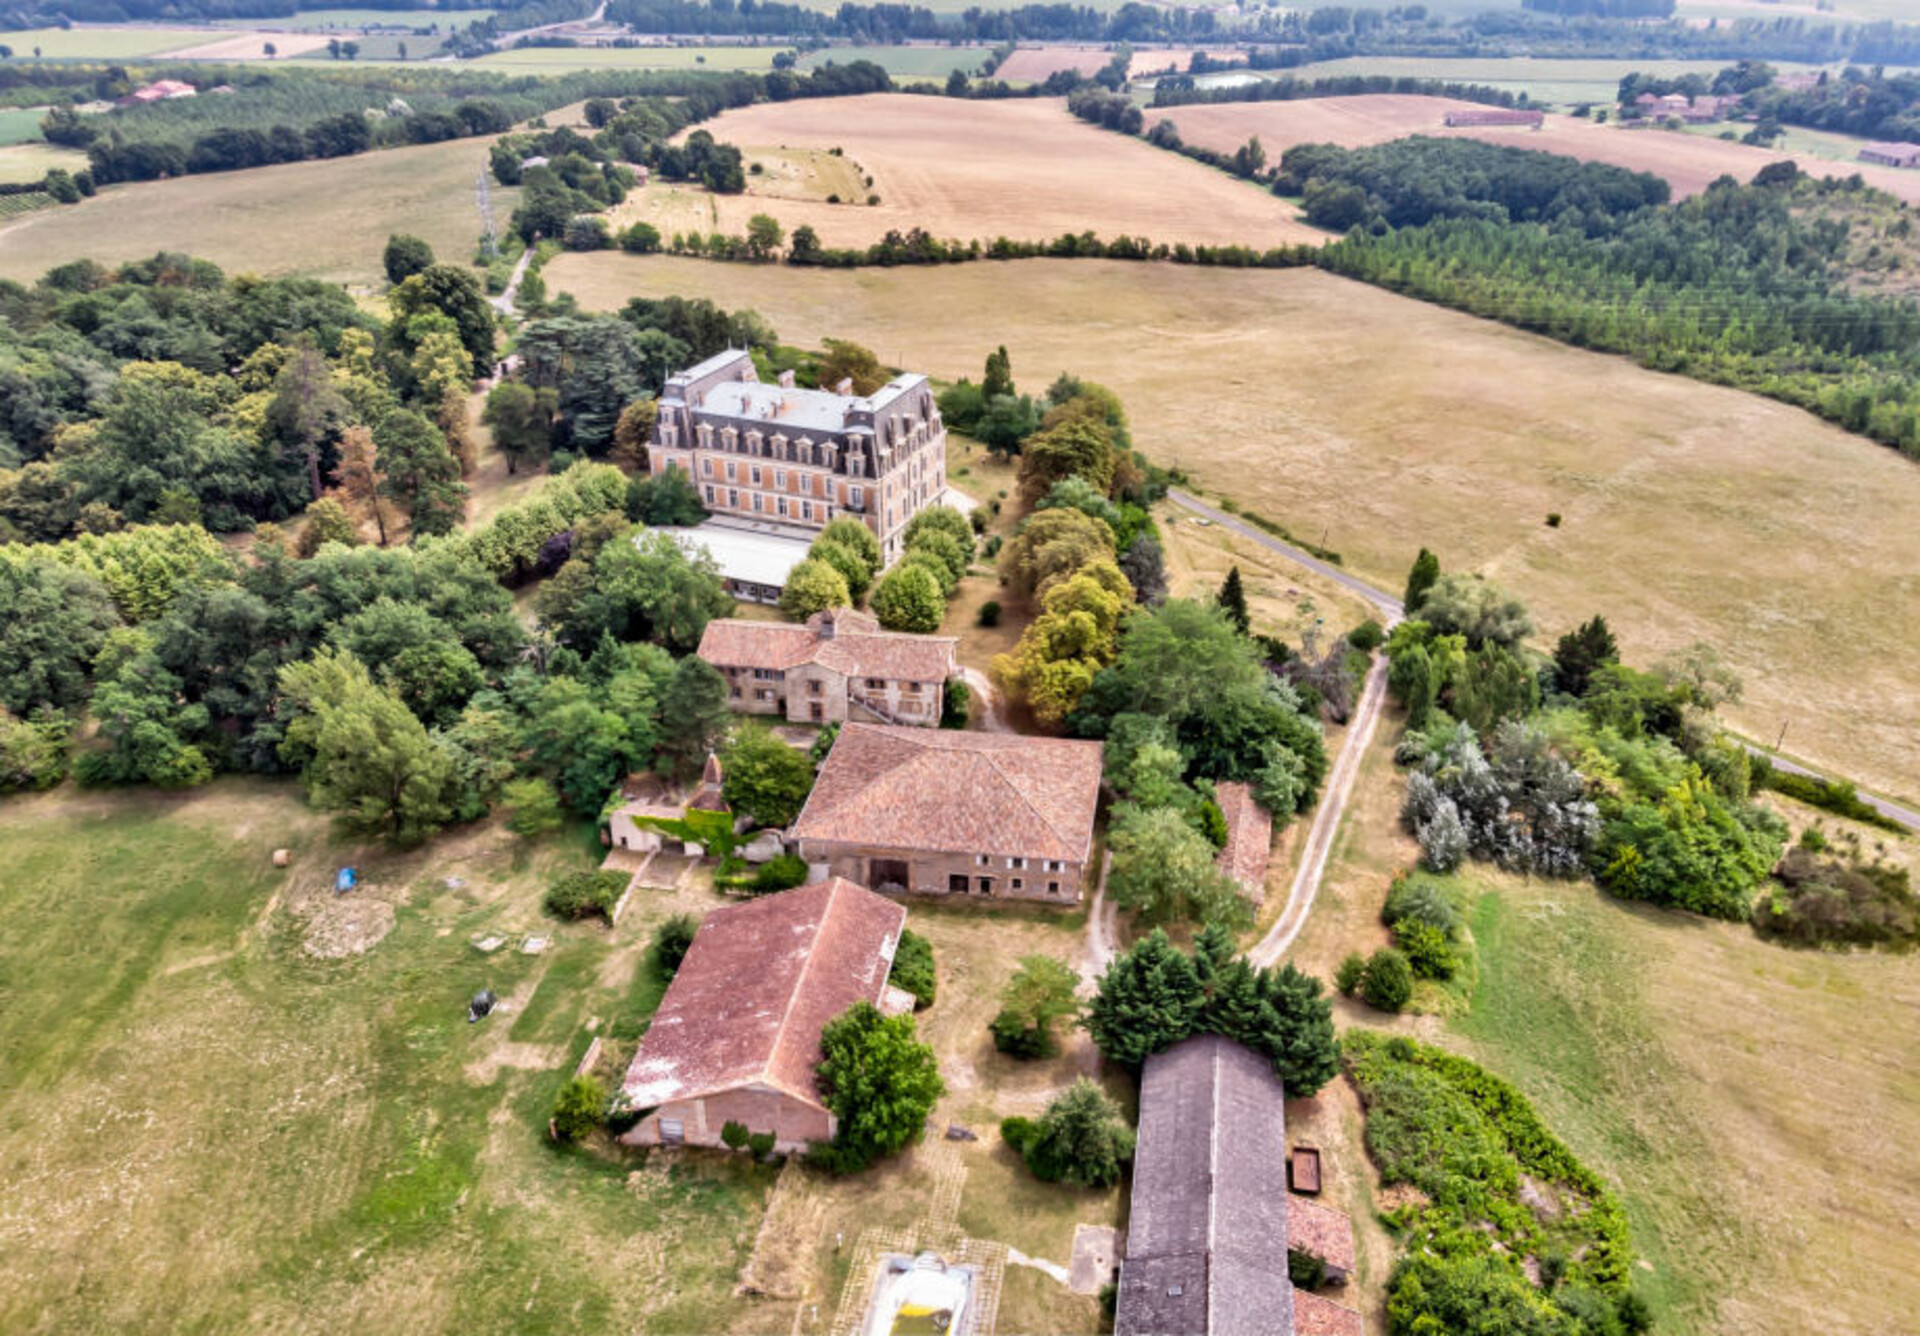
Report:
1168,489,1404,624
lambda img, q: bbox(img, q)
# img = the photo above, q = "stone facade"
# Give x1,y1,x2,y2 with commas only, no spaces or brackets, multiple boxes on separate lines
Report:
803,841,1085,905
648,348,948,563
624,1083,836,1154
700,609,956,728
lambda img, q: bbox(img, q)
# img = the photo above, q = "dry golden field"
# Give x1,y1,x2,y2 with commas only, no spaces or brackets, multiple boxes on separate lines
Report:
609,94,1322,249
986,45,1215,82
160,29,334,58
1157,94,1920,206
544,254,1920,800
0,134,510,289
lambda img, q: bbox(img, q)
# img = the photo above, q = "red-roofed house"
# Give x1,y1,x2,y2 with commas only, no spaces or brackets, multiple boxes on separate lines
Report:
792,723,1103,904
699,607,957,726
616,878,910,1151
1215,780,1274,903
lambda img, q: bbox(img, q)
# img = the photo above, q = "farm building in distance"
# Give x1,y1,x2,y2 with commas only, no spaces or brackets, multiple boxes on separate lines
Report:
615,879,913,1152
1859,142,1920,169
792,724,1103,904
698,607,957,726
647,348,948,570
1115,1034,1364,1336
1442,107,1543,128
117,79,197,106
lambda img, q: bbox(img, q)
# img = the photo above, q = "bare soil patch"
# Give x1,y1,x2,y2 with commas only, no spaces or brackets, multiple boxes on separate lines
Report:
1159,94,1920,206
160,30,332,58
621,94,1321,249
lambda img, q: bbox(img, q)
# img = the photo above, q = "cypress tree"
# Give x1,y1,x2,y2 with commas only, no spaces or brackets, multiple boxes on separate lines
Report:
1219,565,1251,635
1553,615,1619,697
1403,547,1440,614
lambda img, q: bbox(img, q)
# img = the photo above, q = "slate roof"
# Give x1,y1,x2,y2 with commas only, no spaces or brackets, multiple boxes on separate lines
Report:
1116,1034,1295,1336
791,724,1102,865
1214,781,1273,903
617,879,905,1111
698,610,957,684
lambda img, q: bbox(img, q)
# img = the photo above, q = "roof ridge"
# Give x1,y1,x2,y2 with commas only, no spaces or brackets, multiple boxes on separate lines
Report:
758,881,837,1095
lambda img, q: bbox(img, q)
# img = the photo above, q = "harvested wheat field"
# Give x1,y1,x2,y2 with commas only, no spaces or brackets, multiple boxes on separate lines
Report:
987,45,1213,82
617,94,1321,249
1158,94,1920,206
547,254,1920,799
0,134,511,289
159,29,333,58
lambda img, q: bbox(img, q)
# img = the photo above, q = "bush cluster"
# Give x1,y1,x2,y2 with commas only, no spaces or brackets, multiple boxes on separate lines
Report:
544,869,628,921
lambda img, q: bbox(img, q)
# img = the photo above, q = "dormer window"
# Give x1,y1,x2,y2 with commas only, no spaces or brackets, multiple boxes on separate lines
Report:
720,426,738,453
746,429,762,455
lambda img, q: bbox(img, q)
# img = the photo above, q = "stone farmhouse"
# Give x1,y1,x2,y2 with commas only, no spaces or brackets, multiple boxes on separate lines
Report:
791,724,1103,904
615,879,913,1152
1115,1034,1364,1336
698,608,958,726
647,348,949,567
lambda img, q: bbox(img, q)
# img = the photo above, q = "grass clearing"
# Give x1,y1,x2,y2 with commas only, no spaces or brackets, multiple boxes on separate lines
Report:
616,93,1320,249
0,25,212,58
543,255,1920,800
0,781,784,1332
0,133,512,288
0,105,48,146
0,139,87,183
797,44,987,79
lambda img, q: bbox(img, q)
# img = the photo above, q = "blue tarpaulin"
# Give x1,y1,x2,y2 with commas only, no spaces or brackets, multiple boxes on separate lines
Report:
334,867,358,894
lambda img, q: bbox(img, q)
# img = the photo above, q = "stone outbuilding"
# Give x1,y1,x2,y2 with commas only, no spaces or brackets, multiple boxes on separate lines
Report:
615,879,910,1152
791,723,1103,905
698,607,957,726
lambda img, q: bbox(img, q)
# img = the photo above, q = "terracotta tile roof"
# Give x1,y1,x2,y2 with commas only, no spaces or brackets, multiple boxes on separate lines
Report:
696,612,957,684
1215,780,1274,902
791,724,1102,865
617,879,906,1111
1288,1195,1356,1277
1292,1290,1366,1336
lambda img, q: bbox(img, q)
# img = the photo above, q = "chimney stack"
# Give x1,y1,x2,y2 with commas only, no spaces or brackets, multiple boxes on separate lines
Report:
834,378,853,396
778,369,796,389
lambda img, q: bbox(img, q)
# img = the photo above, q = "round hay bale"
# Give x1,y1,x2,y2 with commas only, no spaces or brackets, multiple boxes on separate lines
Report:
271,848,292,867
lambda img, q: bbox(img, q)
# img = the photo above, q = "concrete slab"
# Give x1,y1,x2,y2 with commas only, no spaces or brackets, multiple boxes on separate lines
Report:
1069,1224,1120,1295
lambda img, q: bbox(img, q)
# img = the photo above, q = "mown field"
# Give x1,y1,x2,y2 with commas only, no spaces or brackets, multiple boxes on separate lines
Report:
614,93,1321,249
1157,94,1920,207
1223,56,1829,108
0,24,214,58
0,780,1115,1333
470,43,783,74
543,255,1920,802
0,139,87,183
0,133,512,289
1285,705,1920,1336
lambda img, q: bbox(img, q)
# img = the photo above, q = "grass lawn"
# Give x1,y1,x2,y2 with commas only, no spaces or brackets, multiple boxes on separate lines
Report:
0,105,49,147
0,139,87,183
471,44,781,74
798,44,990,79
0,25,211,59
0,781,785,1332
0,134,512,289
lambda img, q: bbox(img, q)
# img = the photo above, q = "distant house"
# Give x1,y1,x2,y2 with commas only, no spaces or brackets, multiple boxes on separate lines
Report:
1214,780,1273,903
117,79,197,107
615,878,912,1151
791,723,1103,904
1115,1034,1364,1336
698,607,957,726
1442,108,1543,129
1859,141,1920,169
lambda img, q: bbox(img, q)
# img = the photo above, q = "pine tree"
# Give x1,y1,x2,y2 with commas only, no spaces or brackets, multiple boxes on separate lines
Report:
1403,547,1440,614
1082,929,1202,1067
1254,964,1340,1096
1218,565,1251,635
1553,615,1619,696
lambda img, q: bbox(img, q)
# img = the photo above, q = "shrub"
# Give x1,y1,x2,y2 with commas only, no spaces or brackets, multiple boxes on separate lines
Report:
1393,918,1457,980
653,912,699,976
990,954,1080,1059
889,929,936,1009
721,1119,750,1150
747,1130,777,1158
1360,948,1413,1011
1383,872,1461,936
1287,1249,1327,1289
545,869,628,921
1754,847,1918,950
1347,619,1385,652
551,1075,605,1142
978,600,1002,628
1008,1078,1136,1188
941,677,971,729
752,853,809,893
1335,952,1366,996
